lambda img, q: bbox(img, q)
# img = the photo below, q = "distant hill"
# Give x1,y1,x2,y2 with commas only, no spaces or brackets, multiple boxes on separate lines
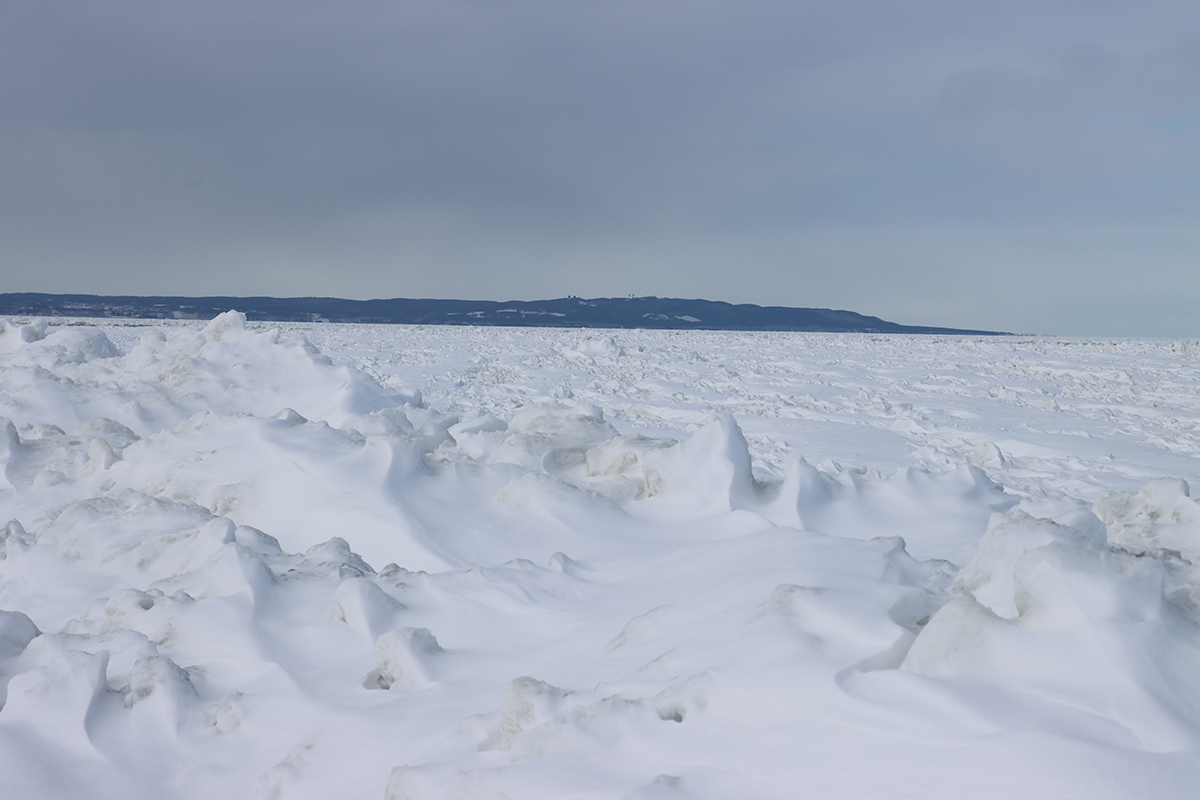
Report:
0,293,1005,335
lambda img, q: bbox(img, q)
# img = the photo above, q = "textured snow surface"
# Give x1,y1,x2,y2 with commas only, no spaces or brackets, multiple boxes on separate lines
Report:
3,314,1200,798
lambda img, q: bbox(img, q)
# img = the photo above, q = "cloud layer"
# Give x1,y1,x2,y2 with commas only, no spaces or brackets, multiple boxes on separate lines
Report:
3,0,1197,335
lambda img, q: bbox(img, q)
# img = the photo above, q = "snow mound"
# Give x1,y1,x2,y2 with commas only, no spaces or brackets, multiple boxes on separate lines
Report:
903,503,1200,751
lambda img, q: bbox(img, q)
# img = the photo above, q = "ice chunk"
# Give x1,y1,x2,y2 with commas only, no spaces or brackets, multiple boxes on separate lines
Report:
493,676,568,749
87,437,119,471
970,441,1006,467
124,655,197,723
302,537,374,576
384,766,429,800
0,317,48,344
0,418,22,491
904,535,1200,751
583,415,758,520
233,524,282,555
652,674,712,723
1096,478,1200,560
364,627,443,690
559,335,625,362
202,543,276,604
507,694,644,761
581,434,673,502
955,508,1104,619
448,414,507,439
202,310,249,343
448,414,508,461
2,517,33,559
0,319,119,367
334,577,406,641
490,402,618,472
272,407,308,425
899,594,1009,678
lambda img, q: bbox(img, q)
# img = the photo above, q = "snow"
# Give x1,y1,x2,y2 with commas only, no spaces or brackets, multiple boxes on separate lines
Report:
3,313,1200,798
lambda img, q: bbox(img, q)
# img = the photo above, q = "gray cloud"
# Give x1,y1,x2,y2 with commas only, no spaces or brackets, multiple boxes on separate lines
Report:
2,0,1197,335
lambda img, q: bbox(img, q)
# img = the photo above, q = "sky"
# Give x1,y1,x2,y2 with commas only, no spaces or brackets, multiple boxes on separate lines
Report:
2,0,1198,337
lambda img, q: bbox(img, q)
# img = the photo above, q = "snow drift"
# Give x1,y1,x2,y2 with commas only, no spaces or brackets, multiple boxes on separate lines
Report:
2,314,1199,798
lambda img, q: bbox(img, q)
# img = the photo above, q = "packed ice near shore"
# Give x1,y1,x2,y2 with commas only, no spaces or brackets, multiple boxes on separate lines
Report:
2,314,1200,799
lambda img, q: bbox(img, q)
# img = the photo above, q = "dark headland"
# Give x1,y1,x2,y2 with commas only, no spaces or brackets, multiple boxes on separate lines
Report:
0,293,1005,335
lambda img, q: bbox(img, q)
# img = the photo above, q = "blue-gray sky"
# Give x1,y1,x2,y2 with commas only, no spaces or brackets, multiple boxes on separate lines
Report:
2,0,1198,336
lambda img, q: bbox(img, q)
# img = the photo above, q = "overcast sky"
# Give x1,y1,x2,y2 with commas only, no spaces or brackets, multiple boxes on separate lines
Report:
2,1,1197,336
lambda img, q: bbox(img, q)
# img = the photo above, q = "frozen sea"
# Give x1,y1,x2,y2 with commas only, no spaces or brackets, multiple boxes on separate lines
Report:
2,314,1199,798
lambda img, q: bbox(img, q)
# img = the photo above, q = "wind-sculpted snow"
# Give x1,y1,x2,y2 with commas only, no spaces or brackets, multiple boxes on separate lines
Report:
2,315,1200,798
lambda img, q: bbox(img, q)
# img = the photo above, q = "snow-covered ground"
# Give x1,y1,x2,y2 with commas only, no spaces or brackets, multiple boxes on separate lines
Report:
2,314,1200,799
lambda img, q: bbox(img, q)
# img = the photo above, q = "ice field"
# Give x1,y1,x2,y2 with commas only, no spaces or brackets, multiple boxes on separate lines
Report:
2,313,1200,799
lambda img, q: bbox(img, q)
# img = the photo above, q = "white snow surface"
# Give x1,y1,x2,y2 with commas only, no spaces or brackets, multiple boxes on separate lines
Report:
3,313,1200,798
